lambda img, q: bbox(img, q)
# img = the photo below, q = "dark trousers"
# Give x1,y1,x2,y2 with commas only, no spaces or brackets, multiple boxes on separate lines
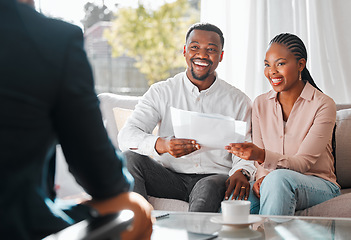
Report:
124,151,227,212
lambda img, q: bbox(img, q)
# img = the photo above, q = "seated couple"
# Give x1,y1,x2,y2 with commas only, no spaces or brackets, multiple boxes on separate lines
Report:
118,22,340,215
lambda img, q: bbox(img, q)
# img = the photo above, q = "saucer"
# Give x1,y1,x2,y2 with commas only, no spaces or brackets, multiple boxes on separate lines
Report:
210,215,262,228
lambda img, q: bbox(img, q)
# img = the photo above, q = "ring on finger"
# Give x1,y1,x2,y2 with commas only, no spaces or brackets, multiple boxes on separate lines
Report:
241,186,246,189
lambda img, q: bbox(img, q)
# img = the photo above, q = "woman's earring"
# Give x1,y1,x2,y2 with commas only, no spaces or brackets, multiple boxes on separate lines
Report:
299,72,302,81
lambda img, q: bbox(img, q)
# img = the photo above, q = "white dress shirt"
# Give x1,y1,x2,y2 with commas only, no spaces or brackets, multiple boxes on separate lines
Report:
118,72,256,179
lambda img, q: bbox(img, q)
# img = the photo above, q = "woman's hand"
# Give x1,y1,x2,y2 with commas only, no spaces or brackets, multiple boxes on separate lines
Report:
253,176,265,199
225,142,265,164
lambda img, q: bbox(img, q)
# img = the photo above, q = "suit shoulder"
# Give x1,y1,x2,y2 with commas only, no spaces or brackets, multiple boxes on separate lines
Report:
45,17,82,38
18,4,82,43
17,5,85,70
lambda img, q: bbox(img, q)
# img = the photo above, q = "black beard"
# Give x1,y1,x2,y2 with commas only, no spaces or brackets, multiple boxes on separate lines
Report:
190,58,213,81
191,67,210,81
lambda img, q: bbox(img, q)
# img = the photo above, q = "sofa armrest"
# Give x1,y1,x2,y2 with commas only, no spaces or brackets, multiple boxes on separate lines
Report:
335,108,351,188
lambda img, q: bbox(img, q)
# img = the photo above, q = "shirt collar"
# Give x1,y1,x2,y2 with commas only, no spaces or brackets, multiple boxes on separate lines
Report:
299,81,314,101
183,71,219,95
266,81,314,101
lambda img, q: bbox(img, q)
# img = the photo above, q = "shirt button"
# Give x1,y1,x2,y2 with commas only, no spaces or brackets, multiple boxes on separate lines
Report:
195,163,199,167
196,97,200,101
280,136,283,139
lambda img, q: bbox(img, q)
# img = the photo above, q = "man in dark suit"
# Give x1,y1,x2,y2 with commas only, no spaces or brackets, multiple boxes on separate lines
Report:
0,0,153,239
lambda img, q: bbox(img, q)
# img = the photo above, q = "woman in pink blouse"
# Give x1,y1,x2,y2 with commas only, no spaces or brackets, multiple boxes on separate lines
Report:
225,33,340,215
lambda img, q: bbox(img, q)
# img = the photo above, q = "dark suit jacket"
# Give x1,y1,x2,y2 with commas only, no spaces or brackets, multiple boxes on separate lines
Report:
0,1,132,239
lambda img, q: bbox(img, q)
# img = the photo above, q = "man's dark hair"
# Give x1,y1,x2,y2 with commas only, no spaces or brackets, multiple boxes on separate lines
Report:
185,22,224,49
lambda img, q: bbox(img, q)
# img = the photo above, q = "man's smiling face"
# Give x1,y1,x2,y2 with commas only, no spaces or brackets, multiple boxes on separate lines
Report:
183,29,223,84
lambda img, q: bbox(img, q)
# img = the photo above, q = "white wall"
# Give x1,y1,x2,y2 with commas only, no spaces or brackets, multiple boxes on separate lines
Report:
201,0,351,104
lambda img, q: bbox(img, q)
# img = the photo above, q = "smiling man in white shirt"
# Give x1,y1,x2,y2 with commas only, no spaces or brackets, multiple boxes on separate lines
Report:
118,22,255,212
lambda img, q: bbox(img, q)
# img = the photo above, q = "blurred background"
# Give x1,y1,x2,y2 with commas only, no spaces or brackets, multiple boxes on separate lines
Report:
34,0,351,103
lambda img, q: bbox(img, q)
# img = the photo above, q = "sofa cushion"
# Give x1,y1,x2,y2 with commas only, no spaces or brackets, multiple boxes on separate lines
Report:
148,196,188,212
335,108,351,189
98,93,140,150
336,104,351,111
295,193,351,217
113,107,159,137
113,107,134,132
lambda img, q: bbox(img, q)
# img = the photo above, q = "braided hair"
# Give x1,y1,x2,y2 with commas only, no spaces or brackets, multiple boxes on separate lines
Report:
269,33,322,92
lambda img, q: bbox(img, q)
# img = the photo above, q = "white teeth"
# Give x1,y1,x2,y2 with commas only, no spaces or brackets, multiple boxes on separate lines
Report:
272,78,283,83
194,61,209,66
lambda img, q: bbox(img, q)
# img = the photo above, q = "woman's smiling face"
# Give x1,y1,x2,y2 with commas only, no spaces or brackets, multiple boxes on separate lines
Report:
264,43,305,93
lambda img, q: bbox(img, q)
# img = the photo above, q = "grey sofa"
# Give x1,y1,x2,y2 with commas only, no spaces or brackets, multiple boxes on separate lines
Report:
91,93,351,216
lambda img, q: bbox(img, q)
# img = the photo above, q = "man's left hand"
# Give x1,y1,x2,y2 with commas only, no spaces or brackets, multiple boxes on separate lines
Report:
224,170,250,200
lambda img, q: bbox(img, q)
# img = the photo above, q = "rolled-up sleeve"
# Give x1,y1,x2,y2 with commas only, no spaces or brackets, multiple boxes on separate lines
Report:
118,85,161,157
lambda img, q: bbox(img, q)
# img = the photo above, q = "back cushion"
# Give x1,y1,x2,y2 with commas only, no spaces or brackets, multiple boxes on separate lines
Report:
113,107,159,138
113,107,134,132
335,108,351,188
98,93,140,150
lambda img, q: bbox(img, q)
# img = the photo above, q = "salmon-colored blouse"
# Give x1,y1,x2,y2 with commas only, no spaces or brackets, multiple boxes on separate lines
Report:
253,82,339,187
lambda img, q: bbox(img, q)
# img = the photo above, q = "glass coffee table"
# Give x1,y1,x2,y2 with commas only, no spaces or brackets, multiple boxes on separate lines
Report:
152,210,351,240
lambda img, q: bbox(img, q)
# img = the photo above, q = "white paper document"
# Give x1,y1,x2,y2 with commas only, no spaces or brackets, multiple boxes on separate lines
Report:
170,107,247,150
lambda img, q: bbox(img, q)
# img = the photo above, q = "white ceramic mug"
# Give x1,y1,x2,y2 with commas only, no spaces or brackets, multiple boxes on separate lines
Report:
221,200,251,223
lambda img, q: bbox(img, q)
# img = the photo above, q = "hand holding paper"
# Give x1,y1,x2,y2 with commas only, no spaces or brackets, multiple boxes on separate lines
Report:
225,142,265,163
171,107,247,151
155,137,201,158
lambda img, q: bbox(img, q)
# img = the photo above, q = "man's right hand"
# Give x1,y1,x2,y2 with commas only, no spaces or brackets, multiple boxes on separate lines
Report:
155,137,200,158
